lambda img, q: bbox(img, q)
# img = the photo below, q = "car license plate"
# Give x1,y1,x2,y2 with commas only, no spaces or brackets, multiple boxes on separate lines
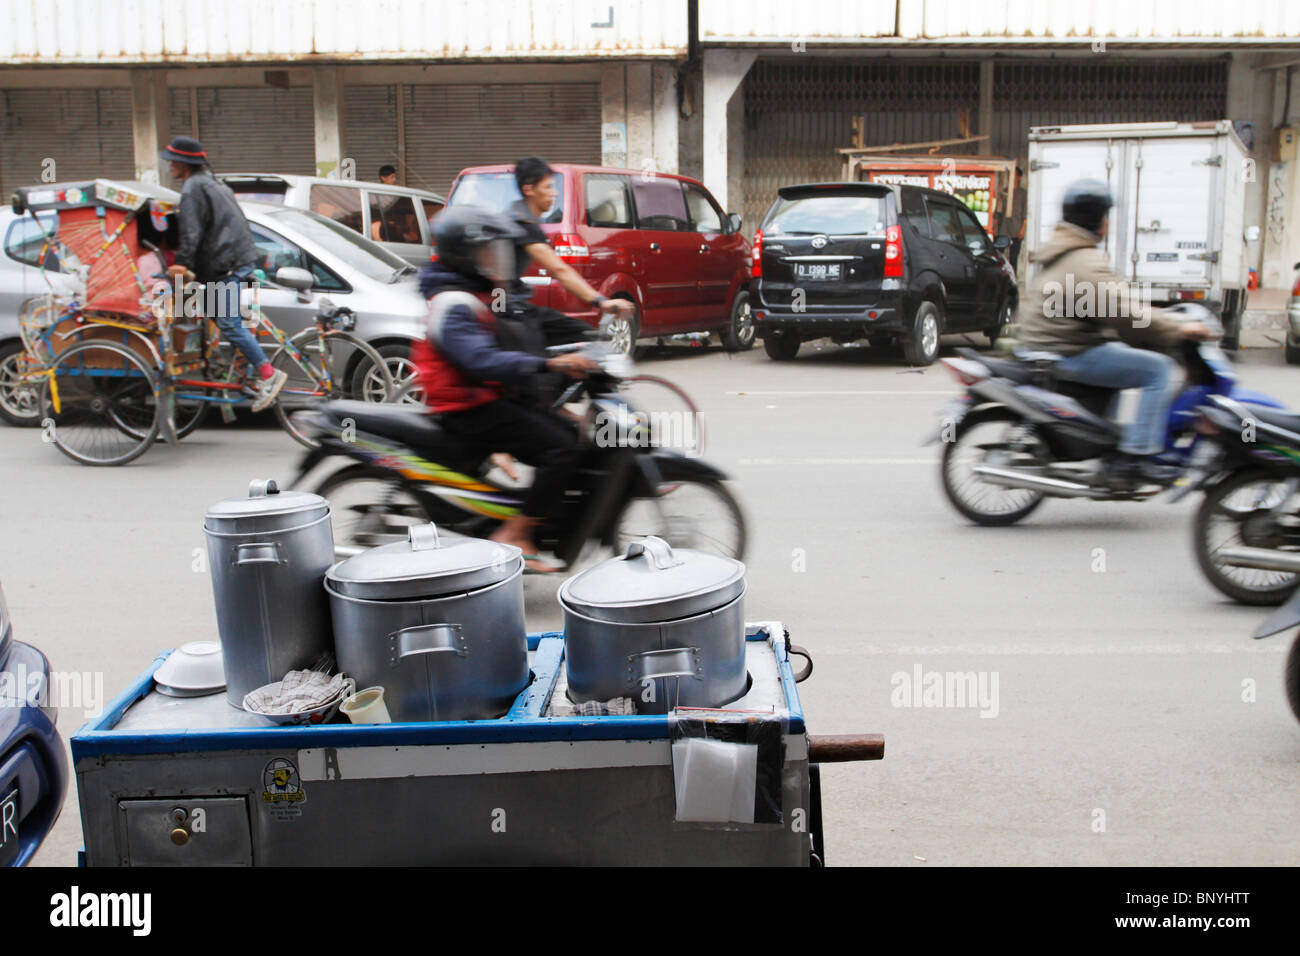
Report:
794,263,841,281
0,787,18,867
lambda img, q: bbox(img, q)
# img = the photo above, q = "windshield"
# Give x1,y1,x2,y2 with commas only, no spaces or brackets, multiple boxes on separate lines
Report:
448,172,564,224
262,207,413,281
763,194,888,236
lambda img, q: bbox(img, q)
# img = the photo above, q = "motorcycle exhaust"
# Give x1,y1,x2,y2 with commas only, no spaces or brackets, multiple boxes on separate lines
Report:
971,464,1106,498
1215,546,1300,574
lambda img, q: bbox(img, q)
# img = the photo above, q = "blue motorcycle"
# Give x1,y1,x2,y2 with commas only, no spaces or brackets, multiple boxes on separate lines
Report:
933,307,1285,526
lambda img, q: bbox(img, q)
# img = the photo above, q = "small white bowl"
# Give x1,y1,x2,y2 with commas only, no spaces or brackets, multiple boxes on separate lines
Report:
154,641,226,693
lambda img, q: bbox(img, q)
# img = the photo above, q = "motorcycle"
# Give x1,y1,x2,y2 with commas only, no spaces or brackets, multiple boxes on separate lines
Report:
1184,393,1300,605
933,306,1285,526
1245,593,1300,726
290,338,746,566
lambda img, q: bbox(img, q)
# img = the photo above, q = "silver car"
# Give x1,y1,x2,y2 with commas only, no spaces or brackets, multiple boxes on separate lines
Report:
0,201,428,426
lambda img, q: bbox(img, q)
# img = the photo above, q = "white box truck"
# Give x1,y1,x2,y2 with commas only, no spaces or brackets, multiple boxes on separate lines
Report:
1026,121,1253,349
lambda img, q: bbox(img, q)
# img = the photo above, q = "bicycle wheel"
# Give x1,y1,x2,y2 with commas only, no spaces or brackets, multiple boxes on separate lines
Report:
617,374,704,457
108,379,210,441
272,329,395,448
39,341,158,466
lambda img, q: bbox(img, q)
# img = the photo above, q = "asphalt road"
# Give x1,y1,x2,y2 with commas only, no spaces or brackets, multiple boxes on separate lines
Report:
5,335,1299,867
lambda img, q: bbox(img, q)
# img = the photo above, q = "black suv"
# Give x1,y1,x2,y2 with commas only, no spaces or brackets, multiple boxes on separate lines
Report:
751,183,1017,365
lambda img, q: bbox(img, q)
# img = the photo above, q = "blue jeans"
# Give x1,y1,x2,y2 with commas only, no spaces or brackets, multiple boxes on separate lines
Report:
209,265,268,371
1055,342,1178,455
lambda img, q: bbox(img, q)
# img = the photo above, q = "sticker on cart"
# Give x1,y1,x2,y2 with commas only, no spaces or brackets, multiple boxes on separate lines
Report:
261,757,307,818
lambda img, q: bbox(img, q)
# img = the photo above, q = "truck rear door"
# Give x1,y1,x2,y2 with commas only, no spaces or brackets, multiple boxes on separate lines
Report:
1030,139,1122,276
759,184,891,312
1127,136,1216,288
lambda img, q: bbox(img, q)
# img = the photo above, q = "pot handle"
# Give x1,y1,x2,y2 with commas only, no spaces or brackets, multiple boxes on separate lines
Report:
628,646,702,682
248,478,279,498
787,644,813,683
388,623,466,666
233,542,284,566
408,523,441,552
624,536,683,571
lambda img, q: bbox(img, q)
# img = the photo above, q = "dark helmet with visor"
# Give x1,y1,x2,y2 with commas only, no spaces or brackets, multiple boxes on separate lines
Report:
433,205,516,283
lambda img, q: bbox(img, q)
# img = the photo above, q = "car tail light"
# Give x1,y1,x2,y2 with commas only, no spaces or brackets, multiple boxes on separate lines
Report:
751,229,763,278
1176,290,1206,301
1292,275,1300,297
552,233,590,263
884,224,903,278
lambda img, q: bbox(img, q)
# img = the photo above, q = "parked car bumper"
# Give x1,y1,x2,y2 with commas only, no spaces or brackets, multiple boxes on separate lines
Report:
0,640,68,867
753,303,905,338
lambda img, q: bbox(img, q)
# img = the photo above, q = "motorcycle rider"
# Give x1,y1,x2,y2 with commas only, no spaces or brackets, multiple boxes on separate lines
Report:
1017,179,1212,483
413,205,602,573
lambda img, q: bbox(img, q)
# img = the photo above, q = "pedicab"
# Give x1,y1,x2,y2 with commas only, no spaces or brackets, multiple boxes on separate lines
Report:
10,179,393,465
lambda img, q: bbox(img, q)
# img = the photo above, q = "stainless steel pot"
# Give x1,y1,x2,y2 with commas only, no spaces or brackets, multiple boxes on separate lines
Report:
203,479,336,707
558,537,747,714
325,524,528,722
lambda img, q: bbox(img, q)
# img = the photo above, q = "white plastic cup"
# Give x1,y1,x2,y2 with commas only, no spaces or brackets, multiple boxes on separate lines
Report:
341,686,391,724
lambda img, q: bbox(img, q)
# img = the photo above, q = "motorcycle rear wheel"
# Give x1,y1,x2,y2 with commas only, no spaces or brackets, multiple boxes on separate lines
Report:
1193,469,1300,605
608,478,746,560
941,409,1047,526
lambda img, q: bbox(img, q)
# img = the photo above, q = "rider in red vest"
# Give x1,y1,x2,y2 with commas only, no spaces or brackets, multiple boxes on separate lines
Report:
413,206,598,572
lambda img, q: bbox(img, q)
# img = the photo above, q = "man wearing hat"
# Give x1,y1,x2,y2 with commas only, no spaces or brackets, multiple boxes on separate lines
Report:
162,136,287,412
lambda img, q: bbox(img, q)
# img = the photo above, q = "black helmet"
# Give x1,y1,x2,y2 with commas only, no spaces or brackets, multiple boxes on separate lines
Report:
432,205,516,280
1061,179,1113,235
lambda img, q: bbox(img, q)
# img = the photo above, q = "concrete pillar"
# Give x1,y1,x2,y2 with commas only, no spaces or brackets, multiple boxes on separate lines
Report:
726,82,743,218
625,62,654,174
651,63,678,175
1228,53,1276,287
600,63,628,168
677,64,703,182
130,69,169,185
978,60,994,156
312,66,343,180
1259,66,1298,291
701,49,756,213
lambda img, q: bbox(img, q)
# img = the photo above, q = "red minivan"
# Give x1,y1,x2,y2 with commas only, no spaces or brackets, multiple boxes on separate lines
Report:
445,164,754,354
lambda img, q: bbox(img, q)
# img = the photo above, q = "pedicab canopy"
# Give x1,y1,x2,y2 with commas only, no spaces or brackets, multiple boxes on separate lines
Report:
10,179,180,316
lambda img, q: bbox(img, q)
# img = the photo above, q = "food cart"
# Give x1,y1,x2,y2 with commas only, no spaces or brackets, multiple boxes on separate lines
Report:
72,624,882,866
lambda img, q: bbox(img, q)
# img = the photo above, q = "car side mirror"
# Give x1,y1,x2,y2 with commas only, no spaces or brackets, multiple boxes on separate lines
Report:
274,266,315,301
728,212,742,234
993,235,1012,250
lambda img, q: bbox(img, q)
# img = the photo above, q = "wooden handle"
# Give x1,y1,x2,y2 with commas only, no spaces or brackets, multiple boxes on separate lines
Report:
808,734,885,762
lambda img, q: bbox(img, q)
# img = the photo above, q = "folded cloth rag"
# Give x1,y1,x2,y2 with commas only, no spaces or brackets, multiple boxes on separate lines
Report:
244,670,348,715
572,697,638,717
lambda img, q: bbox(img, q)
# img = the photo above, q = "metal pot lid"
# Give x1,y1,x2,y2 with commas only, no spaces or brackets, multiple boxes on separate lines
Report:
327,523,522,600
204,479,330,533
558,537,745,624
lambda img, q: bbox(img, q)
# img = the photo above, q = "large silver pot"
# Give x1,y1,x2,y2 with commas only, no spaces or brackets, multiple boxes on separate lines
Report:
204,479,336,707
558,537,747,714
325,524,528,722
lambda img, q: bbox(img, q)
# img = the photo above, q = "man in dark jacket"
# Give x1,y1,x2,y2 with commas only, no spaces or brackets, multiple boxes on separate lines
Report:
162,136,287,412
413,206,602,572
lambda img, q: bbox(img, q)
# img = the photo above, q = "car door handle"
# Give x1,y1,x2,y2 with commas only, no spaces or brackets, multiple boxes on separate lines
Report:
699,244,711,253
649,242,661,252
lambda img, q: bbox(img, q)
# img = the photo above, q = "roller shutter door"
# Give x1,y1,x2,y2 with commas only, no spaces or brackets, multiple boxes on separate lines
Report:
0,87,133,199
187,87,315,176
403,82,600,197
342,85,399,187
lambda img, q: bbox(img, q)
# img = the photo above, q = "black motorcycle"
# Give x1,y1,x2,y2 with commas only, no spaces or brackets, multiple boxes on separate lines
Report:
290,341,746,566
1185,394,1300,605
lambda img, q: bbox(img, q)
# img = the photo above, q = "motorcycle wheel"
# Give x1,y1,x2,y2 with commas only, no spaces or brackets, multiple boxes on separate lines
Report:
608,478,746,561
312,466,444,551
1287,635,1300,725
1193,469,1300,606
940,409,1047,526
